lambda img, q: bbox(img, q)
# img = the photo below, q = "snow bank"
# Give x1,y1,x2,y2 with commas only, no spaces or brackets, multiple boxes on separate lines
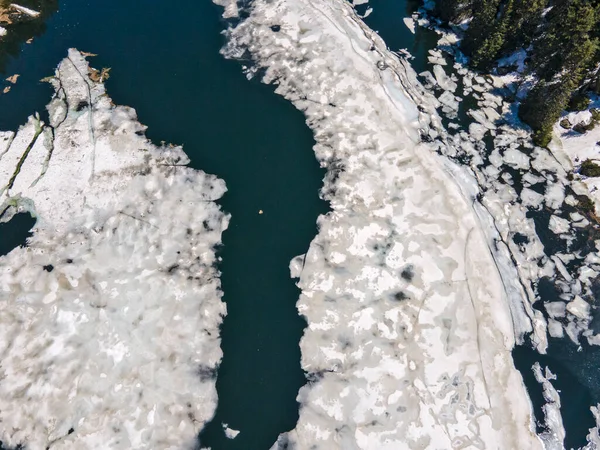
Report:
217,1,542,448
0,49,228,449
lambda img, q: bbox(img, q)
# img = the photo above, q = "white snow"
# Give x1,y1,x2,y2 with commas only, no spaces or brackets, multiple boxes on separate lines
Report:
497,49,527,74
432,64,457,92
0,50,229,449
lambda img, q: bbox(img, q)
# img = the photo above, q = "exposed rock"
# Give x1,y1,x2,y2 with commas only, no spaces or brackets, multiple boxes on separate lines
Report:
580,159,600,177
574,120,596,134
559,117,572,129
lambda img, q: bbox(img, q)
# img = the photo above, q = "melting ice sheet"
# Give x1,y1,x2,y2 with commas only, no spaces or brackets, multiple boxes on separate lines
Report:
0,49,229,449
216,0,545,448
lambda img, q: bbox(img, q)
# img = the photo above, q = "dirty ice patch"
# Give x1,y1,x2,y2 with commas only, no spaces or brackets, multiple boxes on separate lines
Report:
0,49,229,449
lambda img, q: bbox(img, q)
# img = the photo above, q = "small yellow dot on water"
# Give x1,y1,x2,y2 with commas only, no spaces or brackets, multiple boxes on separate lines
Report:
258,210,264,214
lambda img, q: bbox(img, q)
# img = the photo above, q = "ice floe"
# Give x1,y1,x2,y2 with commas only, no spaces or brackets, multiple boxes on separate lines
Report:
532,363,565,450
405,8,600,360
222,423,241,439
0,50,228,449
402,17,415,35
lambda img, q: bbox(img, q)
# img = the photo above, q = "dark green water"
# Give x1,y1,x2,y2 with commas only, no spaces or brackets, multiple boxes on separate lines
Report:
0,213,35,257
0,1,327,448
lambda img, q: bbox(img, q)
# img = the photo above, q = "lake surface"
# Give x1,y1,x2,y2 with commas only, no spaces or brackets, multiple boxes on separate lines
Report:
1,0,599,449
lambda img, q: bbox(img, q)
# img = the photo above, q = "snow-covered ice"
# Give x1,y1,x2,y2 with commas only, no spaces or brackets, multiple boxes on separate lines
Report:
0,50,229,449
216,0,543,448
222,423,241,439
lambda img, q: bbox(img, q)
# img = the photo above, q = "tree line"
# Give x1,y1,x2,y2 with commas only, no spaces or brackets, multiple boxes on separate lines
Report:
434,0,600,146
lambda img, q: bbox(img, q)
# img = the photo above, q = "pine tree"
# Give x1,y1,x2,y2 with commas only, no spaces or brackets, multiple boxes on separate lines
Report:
470,0,547,70
530,0,598,81
471,0,514,69
519,78,576,146
519,0,599,145
502,0,547,52
461,0,502,56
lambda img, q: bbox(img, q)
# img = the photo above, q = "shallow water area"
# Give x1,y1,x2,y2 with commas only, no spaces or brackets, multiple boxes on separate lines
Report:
0,0,327,448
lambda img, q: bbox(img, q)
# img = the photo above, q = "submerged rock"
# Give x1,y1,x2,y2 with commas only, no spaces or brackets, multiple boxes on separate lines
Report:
0,49,229,449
